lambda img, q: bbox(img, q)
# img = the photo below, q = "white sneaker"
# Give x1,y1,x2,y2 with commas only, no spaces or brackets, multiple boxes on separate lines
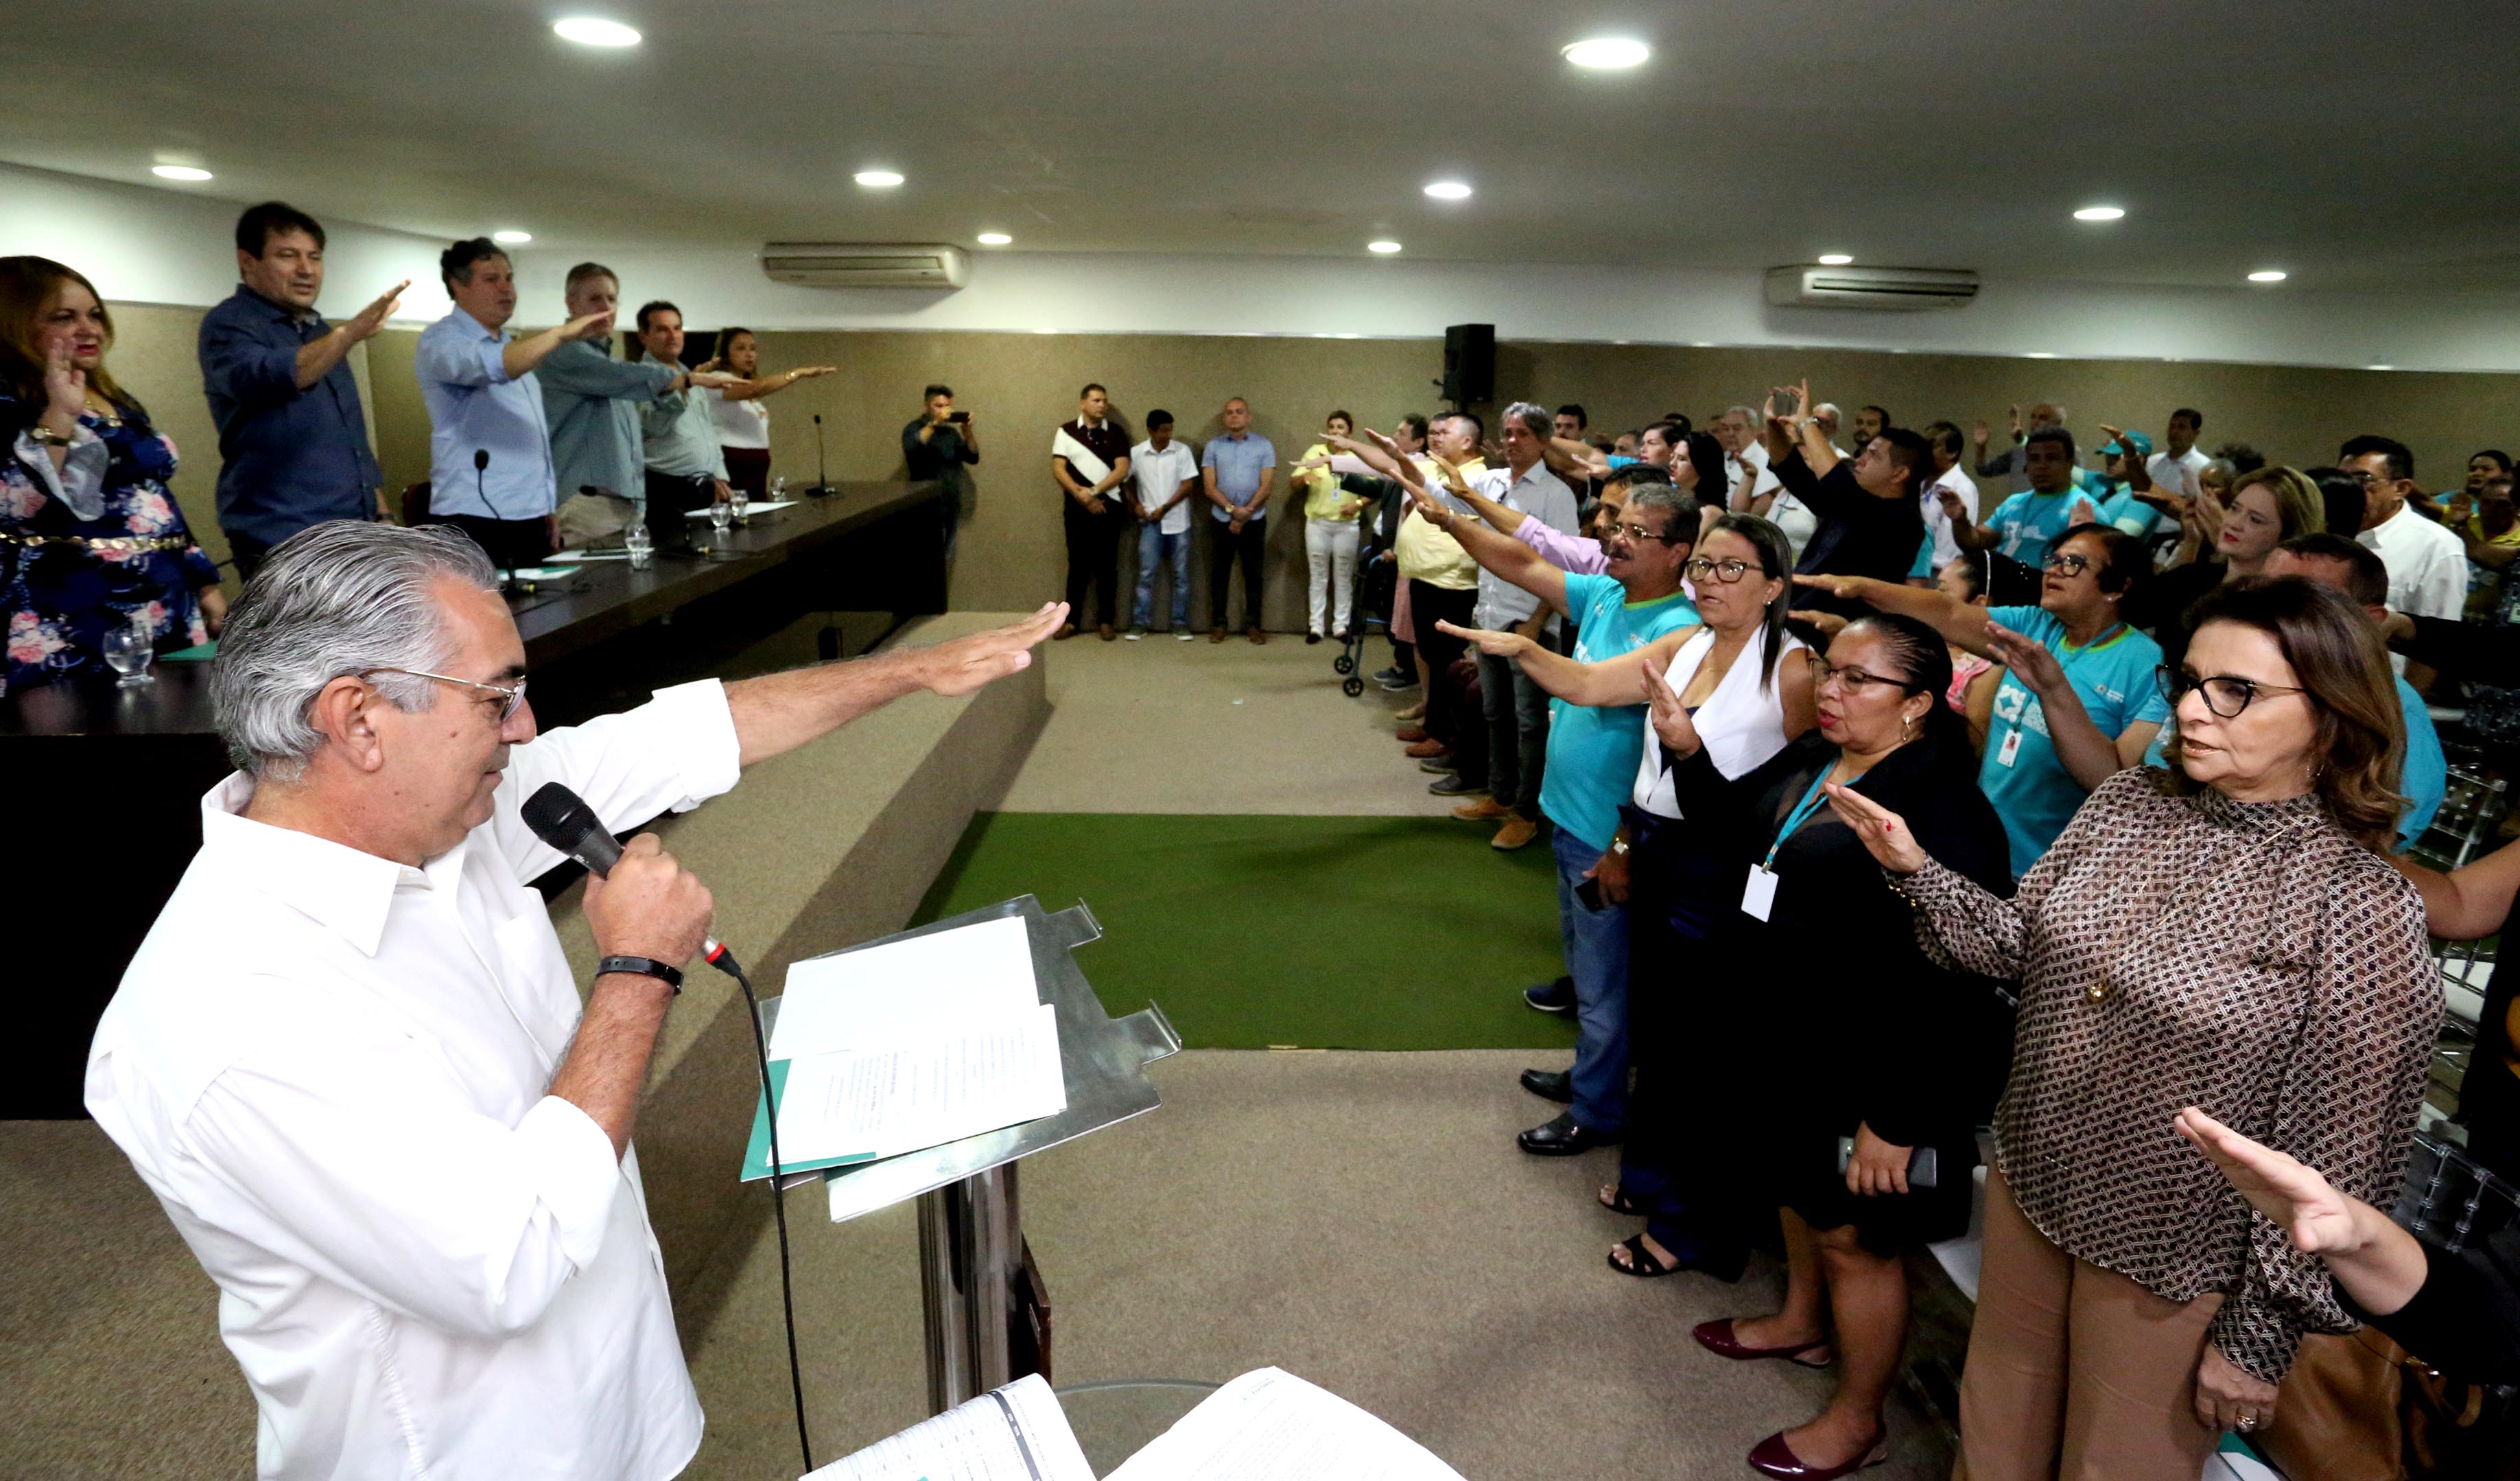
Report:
1175,630,1195,641
1123,629,1146,641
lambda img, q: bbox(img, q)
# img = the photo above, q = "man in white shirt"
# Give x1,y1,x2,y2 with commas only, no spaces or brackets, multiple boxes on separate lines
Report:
1124,408,1201,638
2146,406,2211,503
86,522,1061,1481
2344,434,2467,687
1716,403,1806,558
1915,419,1980,579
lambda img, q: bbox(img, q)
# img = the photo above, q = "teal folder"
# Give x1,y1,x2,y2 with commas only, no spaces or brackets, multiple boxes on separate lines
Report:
161,640,217,661
740,1058,878,1182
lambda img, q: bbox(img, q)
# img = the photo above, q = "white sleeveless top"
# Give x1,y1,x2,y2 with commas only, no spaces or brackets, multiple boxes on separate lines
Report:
1631,623,1806,819
707,388,769,450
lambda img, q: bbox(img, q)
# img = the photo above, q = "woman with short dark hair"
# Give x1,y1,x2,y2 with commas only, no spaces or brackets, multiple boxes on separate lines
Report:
1831,576,2442,1476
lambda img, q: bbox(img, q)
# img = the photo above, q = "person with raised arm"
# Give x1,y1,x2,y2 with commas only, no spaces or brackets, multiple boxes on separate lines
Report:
696,327,834,498
1751,381,1929,614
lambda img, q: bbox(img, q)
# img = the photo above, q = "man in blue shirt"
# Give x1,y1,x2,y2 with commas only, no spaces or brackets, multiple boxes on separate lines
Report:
198,202,405,578
1199,397,1276,642
1943,426,2102,606
414,239,611,570
537,264,730,548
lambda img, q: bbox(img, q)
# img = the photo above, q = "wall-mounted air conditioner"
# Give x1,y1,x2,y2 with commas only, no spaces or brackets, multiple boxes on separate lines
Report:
1763,264,1979,311
761,243,969,289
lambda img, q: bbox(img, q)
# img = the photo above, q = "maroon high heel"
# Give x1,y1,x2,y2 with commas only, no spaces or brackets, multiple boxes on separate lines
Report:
1691,1318,1834,1368
1745,1422,1889,1478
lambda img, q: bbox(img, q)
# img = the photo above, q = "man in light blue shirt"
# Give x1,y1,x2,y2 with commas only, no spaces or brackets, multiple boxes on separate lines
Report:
538,264,731,548
631,301,736,546
414,238,609,569
1199,397,1276,639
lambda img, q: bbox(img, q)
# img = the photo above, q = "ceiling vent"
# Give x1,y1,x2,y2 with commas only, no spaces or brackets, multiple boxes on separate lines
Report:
761,242,969,289
1763,264,1979,311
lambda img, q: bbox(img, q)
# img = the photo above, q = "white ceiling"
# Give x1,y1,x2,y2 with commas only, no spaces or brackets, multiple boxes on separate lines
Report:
15,0,2520,294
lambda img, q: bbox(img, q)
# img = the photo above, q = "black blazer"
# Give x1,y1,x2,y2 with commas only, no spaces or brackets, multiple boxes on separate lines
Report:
1671,723,2015,1145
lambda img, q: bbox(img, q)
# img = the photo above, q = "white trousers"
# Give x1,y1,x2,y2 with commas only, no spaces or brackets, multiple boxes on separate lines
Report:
1304,517,1360,635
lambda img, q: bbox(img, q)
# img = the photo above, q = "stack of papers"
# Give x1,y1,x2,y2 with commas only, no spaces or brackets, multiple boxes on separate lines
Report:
688,498,801,517
807,1369,1464,1481
744,916,1067,1180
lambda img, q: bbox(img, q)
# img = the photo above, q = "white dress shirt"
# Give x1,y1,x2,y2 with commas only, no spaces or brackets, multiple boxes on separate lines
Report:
87,679,742,1481
1128,438,1201,535
2146,445,2210,502
1447,462,1578,629
2358,502,2471,674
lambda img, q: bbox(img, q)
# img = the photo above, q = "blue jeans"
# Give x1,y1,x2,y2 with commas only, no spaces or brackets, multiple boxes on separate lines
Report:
1552,822,1631,1133
1133,524,1191,629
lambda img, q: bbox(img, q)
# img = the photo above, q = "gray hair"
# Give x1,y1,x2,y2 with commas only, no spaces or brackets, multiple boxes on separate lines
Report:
2202,457,2239,488
1503,401,1551,439
1723,404,1759,428
1623,483,1692,533
211,522,499,780
1812,402,1842,425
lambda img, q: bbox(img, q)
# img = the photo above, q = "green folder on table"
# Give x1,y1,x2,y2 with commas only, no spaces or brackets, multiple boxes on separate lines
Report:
740,1058,877,1182
161,640,216,662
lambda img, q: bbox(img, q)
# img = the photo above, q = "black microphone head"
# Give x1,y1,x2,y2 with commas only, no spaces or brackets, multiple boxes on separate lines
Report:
521,782,622,874
813,413,823,425
474,448,491,471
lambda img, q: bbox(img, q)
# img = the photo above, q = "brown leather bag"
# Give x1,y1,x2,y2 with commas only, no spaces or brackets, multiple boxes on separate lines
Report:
2263,1328,2505,1480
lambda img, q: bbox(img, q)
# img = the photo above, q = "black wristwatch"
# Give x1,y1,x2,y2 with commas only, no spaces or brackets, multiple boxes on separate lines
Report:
596,955,683,994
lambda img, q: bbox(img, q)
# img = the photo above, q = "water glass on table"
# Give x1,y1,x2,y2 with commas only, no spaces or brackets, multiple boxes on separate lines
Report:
623,522,652,570
731,487,751,525
707,498,733,551
103,613,154,687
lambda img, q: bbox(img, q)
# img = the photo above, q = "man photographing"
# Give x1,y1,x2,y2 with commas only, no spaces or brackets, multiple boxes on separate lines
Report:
85,522,1062,1479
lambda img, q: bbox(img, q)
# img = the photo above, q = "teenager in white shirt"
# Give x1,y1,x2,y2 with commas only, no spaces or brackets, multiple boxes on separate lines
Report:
1125,408,1202,638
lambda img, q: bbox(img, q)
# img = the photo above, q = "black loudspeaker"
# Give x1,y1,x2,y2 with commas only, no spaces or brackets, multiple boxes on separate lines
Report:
1442,323,1495,405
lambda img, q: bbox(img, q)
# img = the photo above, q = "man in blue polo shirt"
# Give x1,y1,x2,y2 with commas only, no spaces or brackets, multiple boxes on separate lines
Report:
198,202,406,578
1942,425,2102,605
1200,397,1276,642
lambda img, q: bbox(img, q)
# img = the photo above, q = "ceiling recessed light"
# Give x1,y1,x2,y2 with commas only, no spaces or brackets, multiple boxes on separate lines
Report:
2072,205,2125,222
1035,328,1059,336
1562,37,1651,69
1334,333,1361,340
552,16,641,46
854,170,906,188
1817,253,1853,265
1367,240,1402,254
1423,180,1473,201
2024,351,2058,359
2366,364,2395,371
151,165,213,182
976,232,1012,246
492,230,532,244
2246,269,2287,283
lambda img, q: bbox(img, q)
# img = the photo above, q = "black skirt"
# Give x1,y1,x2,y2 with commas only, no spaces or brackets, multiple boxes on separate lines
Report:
1776,1125,1979,1258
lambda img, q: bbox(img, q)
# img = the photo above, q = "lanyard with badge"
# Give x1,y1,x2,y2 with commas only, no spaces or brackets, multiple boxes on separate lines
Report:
1742,768,1859,920
1993,622,2123,769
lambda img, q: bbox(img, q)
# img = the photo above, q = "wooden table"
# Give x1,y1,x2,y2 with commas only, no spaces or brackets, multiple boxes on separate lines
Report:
3,481,946,1117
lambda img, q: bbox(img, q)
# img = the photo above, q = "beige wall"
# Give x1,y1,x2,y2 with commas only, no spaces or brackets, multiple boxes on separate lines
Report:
111,304,2520,625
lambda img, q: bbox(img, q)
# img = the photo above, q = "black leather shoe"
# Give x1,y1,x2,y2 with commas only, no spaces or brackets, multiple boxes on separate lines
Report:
1518,1111,1618,1156
1524,976,1576,1014
1519,1068,1573,1103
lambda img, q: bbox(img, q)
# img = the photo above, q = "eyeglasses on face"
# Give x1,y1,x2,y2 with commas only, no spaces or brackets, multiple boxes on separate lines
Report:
2154,664,2307,719
1616,522,1685,546
2042,552,2093,576
361,666,530,723
1805,655,1922,695
1682,555,1763,581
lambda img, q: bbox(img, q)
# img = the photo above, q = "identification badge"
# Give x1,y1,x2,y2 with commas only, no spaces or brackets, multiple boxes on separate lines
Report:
1741,865,1780,922
1996,727,2023,768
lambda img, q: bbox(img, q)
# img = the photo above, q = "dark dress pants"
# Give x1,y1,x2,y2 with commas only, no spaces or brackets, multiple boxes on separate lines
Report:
1411,581,1478,747
1207,517,1266,630
1063,498,1125,627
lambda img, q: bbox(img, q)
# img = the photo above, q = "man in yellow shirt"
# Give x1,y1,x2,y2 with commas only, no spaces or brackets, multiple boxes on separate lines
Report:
1395,413,1488,788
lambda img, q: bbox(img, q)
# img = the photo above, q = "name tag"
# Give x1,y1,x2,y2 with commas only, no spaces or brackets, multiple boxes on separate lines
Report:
1996,727,2023,769
1741,865,1780,922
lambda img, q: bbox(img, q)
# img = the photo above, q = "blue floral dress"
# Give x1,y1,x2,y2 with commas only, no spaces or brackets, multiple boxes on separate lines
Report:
2,392,218,695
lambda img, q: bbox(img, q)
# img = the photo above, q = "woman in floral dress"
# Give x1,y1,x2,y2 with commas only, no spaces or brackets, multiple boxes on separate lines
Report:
1,255,225,694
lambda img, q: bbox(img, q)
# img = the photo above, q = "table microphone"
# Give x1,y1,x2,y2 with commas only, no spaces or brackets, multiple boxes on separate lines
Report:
808,414,833,498
517,779,810,1470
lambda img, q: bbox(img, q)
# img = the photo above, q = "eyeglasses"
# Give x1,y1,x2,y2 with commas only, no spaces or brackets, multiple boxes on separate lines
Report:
1616,522,1686,546
1806,655,1922,695
2353,469,2397,487
2154,665,2307,719
2041,552,2092,576
362,666,530,723
1682,555,1759,581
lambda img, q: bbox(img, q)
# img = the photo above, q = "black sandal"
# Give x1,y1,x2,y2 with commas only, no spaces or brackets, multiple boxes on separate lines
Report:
1599,1185,1648,1216
1608,1235,1678,1279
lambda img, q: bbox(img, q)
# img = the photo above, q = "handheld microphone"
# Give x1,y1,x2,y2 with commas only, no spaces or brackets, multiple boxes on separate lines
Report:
517,780,807,1469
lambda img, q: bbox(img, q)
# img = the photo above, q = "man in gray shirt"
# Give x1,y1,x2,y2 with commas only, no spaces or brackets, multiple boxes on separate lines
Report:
540,266,729,546
635,300,733,543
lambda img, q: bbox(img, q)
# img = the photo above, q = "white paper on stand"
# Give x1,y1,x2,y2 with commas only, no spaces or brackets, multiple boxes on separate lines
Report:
803,1372,1094,1481
768,916,1041,1062
1103,1368,1464,1481
773,1001,1068,1165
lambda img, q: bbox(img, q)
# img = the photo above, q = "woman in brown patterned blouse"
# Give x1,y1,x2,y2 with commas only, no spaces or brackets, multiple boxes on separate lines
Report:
1828,576,2440,1478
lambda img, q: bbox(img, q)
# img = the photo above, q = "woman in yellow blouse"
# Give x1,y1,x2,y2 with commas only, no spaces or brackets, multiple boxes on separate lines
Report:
1293,410,1367,642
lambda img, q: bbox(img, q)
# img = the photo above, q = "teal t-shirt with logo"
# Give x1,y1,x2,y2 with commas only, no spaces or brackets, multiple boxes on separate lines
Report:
1539,574,1701,852
1983,489,2090,568
1980,605,2171,876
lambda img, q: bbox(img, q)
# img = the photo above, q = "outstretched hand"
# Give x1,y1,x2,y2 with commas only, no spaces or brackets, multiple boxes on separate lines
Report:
40,336,84,424
1639,656,1701,758
2174,1108,2363,1257
1789,571,1875,605
1787,608,1848,640
345,280,409,342
1985,621,2067,698
1433,618,1528,658
1822,782,1927,874
2101,427,2154,493
923,603,1068,696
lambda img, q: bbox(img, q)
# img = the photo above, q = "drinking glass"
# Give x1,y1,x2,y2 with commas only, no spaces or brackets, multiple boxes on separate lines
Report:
731,487,751,525
708,499,733,551
770,475,788,502
103,616,154,687
623,521,653,570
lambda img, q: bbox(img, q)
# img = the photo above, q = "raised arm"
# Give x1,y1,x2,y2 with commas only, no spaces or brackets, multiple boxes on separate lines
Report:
723,603,1065,765
1984,622,2149,787
718,364,836,403
1542,435,1611,483
2390,835,2520,940
1440,618,1697,707
1791,572,1997,657
1413,481,1568,618
502,312,613,381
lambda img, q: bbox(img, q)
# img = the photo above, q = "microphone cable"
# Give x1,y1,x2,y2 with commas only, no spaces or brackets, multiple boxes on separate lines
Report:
698,941,814,1474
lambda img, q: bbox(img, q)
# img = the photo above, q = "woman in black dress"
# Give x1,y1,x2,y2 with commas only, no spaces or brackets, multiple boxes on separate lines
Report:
1650,611,2014,1480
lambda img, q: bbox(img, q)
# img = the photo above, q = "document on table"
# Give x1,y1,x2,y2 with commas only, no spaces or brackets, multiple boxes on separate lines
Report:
773,1001,1067,1165
687,498,800,516
804,1373,1094,1481
1103,1369,1465,1481
548,548,633,561
768,915,1041,1062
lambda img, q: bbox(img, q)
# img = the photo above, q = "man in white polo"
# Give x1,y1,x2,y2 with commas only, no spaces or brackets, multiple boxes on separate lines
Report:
86,522,1060,1479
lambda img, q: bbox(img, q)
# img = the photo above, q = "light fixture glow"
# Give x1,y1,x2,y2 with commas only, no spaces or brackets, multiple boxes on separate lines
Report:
1035,328,1059,336
854,170,906,188
151,165,213,182
1367,240,1403,254
1423,180,1473,201
1817,253,1853,265
2024,351,2058,359
2366,364,2395,371
1562,37,1650,69
1334,333,1361,340
2073,205,2125,222
2246,269,2287,283
976,232,1012,246
492,230,533,244
552,16,641,46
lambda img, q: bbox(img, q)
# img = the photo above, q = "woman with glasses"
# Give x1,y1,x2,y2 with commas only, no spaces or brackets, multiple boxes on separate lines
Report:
1668,611,2011,1480
1796,522,2169,878
1444,515,1817,1276
2130,463,2325,668
1827,576,2439,1477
